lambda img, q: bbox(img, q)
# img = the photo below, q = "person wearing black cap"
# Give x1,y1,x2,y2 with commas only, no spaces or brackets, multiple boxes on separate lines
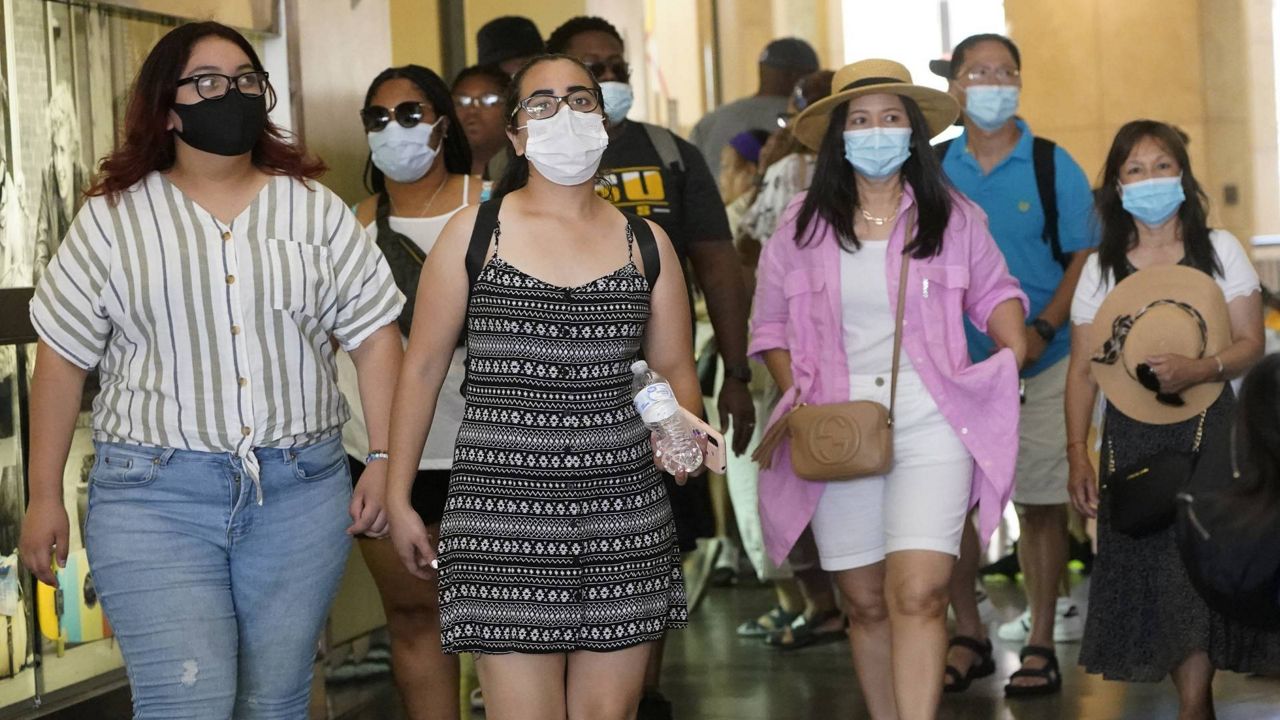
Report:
475,15,545,76
691,37,820,185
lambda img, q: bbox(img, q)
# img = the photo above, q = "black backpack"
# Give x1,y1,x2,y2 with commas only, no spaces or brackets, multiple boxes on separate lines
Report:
1175,421,1280,630
935,136,1070,270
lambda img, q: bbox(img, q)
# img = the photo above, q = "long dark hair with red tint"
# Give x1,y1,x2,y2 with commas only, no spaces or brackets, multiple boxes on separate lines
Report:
88,22,324,201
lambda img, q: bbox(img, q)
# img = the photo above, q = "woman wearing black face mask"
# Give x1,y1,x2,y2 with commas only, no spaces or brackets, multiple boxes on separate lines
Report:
20,22,405,716
336,65,479,720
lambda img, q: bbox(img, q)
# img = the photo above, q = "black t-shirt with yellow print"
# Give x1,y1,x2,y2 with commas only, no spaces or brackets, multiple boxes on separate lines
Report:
596,120,732,264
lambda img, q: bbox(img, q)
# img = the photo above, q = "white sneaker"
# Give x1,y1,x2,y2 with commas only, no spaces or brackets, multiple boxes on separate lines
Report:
976,586,998,625
997,598,1084,643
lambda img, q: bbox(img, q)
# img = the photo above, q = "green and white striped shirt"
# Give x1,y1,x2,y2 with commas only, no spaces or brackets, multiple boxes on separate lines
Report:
31,172,404,464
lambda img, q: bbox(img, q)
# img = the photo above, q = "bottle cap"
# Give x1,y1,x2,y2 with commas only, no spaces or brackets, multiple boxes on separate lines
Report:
630,360,648,374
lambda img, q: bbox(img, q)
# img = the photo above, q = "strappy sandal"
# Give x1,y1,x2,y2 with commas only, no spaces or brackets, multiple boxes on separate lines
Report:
764,609,845,650
943,635,996,693
736,605,800,637
1004,645,1062,697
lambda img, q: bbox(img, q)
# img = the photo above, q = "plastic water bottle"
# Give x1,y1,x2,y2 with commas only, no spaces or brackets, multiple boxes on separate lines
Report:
630,360,703,474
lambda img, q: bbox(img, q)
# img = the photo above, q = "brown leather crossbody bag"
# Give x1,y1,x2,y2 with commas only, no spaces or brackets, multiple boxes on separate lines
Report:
753,219,912,482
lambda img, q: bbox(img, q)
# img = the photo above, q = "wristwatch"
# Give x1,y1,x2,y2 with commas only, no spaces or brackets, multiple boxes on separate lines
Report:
724,363,753,383
1030,318,1057,343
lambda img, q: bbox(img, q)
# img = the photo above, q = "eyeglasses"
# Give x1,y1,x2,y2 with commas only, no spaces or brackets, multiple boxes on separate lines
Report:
1135,363,1186,407
176,71,270,101
513,89,601,120
586,60,630,82
361,101,432,132
454,93,503,110
961,66,1020,83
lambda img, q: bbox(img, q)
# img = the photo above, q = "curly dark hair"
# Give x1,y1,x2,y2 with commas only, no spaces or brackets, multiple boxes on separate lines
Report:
546,16,624,54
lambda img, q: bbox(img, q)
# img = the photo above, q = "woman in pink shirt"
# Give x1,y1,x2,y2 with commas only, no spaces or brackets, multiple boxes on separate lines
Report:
751,60,1027,719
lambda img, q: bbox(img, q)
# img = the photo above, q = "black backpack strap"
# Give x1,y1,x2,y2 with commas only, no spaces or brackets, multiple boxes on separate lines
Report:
623,211,660,287
1032,136,1068,270
466,196,504,288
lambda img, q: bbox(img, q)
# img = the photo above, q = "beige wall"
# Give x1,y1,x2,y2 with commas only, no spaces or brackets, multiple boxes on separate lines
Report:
290,0,392,204
390,0,442,70
1008,0,1280,242
715,0,841,107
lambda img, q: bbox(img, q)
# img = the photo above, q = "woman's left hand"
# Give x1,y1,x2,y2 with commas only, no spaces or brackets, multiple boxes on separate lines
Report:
652,431,712,485
1144,353,1212,394
349,460,389,538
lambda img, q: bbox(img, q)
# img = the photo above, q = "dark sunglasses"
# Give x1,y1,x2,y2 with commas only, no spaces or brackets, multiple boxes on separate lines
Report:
587,60,630,82
360,101,431,132
1135,363,1185,407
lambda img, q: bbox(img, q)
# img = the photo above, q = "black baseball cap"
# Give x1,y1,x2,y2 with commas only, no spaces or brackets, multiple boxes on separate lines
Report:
759,38,819,73
477,16,545,67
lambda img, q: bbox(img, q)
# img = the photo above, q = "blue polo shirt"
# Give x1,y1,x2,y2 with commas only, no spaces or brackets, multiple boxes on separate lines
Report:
941,119,1098,377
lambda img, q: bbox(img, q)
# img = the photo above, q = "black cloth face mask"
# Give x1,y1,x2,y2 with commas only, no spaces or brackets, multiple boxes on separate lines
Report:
173,89,268,156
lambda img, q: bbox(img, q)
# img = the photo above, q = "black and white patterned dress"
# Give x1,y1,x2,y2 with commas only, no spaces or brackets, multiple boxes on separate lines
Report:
438,216,688,654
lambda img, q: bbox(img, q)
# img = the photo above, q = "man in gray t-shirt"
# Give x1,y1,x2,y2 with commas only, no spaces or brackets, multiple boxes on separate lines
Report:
691,37,819,188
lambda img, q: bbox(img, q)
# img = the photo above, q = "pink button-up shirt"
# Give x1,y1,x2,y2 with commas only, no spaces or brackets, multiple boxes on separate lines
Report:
750,188,1028,566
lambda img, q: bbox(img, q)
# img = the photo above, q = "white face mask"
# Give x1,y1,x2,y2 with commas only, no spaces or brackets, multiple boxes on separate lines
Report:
368,121,439,184
520,108,609,186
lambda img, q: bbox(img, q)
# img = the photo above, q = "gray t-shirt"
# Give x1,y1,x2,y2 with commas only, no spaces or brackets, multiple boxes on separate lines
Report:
691,94,789,188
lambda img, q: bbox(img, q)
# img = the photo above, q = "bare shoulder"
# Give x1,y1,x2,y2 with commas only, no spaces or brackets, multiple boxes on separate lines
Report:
354,195,378,227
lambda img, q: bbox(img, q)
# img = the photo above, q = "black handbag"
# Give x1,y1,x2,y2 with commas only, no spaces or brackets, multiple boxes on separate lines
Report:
372,192,426,336
1103,411,1206,538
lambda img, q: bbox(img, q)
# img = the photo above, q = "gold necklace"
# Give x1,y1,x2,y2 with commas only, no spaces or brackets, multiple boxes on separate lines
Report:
392,174,449,218
858,192,902,226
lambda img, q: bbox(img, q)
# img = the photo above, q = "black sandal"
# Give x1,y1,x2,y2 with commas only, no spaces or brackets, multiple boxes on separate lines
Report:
736,605,799,637
943,636,996,693
1004,645,1062,697
764,609,845,650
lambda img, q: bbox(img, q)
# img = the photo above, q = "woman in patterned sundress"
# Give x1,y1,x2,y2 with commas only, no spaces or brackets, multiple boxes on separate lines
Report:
386,55,704,720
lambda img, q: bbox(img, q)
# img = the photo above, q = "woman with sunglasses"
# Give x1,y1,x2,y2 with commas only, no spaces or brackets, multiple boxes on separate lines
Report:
386,54,702,720
340,64,480,720
451,64,510,182
1066,120,1269,718
20,22,404,716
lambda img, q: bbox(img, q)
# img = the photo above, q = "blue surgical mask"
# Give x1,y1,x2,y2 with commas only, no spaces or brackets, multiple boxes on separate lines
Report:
600,81,634,125
964,85,1019,132
368,120,439,184
842,127,912,179
1121,175,1185,226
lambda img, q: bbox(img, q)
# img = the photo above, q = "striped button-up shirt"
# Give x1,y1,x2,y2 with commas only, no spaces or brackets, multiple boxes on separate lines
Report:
31,172,404,483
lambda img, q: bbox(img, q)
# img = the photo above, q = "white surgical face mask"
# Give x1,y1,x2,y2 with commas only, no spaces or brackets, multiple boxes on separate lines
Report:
600,81,634,124
368,121,439,184
842,127,912,179
520,108,609,186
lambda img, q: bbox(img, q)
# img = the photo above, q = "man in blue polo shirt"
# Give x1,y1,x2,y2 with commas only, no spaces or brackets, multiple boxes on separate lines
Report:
937,34,1097,698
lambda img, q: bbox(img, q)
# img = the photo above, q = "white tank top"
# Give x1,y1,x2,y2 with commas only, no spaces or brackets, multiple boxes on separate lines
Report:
339,175,471,469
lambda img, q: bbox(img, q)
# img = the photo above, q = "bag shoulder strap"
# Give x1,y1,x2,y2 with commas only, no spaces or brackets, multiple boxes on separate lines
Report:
622,211,661,287
888,213,913,425
641,122,685,173
1032,136,1068,270
466,196,504,288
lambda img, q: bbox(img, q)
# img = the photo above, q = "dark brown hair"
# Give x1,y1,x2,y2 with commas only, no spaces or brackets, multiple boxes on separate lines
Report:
1095,120,1220,286
88,21,324,201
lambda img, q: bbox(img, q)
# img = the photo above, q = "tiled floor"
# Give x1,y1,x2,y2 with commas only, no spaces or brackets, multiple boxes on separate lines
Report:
45,578,1280,719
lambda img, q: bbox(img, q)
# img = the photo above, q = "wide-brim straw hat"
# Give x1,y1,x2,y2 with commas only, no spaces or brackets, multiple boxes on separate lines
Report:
1089,265,1231,425
792,59,960,151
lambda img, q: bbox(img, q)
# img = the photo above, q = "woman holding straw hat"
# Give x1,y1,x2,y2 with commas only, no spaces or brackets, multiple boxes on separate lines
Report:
1067,119,1278,718
749,59,1028,719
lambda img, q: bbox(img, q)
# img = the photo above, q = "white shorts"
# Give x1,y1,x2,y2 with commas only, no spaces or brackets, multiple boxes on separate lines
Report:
1013,357,1070,506
809,371,973,572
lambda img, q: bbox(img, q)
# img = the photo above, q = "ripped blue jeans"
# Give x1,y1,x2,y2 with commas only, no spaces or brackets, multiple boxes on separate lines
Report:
84,434,352,719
